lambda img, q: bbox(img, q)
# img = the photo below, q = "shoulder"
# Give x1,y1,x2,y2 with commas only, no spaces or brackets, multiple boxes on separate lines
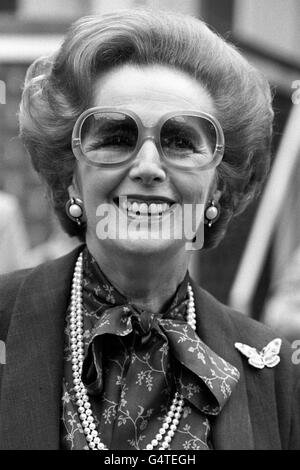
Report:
195,282,289,347
0,268,32,338
0,246,82,340
0,268,29,301
193,282,297,382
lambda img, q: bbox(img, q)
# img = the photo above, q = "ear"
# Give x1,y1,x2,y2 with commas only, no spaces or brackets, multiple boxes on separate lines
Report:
212,189,222,203
207,173,222,202
207,176,222,204
67,173,82,201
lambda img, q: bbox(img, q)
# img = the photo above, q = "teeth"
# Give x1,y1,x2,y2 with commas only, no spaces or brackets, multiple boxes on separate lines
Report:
131,202,139,213
121,199,128,210
149,203,158,214
139,203,148,214
119,199,172,215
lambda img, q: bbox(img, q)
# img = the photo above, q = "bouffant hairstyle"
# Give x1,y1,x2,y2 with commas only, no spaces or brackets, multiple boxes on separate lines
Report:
19,9,273,248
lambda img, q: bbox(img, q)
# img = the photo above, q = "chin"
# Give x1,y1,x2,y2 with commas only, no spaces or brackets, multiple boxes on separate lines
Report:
106,235,185,257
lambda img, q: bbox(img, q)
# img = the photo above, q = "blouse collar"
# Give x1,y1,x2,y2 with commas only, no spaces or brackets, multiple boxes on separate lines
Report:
80,247,240,415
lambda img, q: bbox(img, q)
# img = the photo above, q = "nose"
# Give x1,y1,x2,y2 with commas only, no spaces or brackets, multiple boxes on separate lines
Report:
128,140,167,185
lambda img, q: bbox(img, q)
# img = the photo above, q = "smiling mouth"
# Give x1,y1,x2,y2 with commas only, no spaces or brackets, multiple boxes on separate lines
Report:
113,196,177,217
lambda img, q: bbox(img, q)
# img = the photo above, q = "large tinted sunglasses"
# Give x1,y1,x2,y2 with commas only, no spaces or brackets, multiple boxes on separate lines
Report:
72,107,225,171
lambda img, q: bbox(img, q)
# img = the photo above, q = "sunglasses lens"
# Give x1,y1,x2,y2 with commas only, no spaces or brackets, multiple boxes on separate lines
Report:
161,115,217,168
80,112,138,164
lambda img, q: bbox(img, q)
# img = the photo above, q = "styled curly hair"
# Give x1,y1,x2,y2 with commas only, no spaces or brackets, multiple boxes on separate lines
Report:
19,9,273,248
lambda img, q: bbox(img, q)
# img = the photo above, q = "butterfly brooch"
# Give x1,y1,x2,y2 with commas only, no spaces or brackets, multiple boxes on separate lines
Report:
234,338,282,369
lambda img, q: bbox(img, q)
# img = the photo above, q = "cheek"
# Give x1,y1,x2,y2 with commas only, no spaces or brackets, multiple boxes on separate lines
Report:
83,178,108,205
78,167,127,207
75,167,128,230
173,170,215,204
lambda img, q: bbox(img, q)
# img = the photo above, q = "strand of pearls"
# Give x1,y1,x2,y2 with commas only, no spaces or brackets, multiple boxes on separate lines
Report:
187,283,196,331
69,252,196,450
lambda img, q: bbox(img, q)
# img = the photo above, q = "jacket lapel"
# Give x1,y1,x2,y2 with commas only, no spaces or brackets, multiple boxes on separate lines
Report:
0,247,81,449
191,280,255,450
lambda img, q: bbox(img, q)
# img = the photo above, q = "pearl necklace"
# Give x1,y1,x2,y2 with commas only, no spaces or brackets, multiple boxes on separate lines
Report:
69,252,196,450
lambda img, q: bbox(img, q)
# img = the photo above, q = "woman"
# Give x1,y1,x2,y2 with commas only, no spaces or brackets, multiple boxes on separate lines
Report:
0,10,299,450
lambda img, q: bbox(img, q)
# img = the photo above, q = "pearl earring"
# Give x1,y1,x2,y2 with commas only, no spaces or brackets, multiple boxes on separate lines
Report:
205,200,220,227
66,197,83,226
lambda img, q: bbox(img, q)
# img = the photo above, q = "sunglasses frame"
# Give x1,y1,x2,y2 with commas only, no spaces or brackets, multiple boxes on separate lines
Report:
72,106,225,171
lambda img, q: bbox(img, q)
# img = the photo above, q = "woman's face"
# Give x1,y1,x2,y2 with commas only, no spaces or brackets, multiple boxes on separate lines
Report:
71,64,218,258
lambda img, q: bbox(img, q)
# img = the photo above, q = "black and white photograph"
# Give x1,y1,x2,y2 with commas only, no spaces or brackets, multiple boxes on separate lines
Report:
0,0,300,455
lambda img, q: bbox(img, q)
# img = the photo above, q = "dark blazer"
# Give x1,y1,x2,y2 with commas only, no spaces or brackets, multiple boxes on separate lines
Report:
0,247,299,450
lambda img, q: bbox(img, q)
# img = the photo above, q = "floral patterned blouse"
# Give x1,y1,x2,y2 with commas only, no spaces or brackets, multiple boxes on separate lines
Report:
61,247,240,450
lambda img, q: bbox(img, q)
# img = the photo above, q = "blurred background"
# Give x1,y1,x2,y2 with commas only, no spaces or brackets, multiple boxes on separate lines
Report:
1,0,300,340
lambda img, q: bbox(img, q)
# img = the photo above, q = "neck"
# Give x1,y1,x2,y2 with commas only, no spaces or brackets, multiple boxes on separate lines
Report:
86,242,190,313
